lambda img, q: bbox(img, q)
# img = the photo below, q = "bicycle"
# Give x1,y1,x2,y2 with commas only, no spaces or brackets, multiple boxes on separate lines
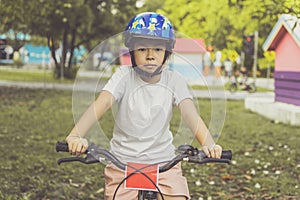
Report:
228,76,256,93
56,142,232,200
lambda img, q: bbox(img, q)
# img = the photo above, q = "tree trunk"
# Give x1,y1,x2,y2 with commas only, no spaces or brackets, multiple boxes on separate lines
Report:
47,35,60,78
68,28,76,68
60,27,69,79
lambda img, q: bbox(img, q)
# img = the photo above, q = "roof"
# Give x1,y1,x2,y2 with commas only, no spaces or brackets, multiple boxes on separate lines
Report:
263,14,300,51
173,38,206,53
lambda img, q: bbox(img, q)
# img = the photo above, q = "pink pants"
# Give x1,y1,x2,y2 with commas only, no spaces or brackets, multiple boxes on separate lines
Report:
104,163,190,200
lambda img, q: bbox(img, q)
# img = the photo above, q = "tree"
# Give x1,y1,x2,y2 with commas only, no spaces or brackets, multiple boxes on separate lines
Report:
158,0,299,57
137,0,162,12
0,0,32,50
0,0,138,79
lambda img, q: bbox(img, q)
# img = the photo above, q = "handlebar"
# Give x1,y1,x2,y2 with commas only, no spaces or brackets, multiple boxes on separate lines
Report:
56,141,126,169
56,142,232,172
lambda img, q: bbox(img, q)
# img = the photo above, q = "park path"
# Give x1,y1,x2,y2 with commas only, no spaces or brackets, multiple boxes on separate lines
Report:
0,76,274,100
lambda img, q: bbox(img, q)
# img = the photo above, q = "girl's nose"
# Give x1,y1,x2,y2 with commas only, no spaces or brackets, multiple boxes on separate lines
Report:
146,49,155,60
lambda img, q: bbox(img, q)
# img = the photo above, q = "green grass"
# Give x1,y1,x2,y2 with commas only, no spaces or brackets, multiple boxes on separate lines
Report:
0,69,74,84
223,81,273,92
0,87,299,199
188,81,272,92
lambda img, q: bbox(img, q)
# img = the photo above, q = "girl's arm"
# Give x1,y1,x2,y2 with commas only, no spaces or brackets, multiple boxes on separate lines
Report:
66,90,114,154
178,98,222,158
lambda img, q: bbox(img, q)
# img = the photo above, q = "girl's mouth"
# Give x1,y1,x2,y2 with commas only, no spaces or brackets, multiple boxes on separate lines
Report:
143,64,157,69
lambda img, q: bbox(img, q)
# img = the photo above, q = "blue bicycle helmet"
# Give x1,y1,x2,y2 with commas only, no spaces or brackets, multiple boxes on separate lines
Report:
123,12,176,78
124,12,176,50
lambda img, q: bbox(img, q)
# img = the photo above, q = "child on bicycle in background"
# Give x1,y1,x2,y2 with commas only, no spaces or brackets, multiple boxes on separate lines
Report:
65,12,222,200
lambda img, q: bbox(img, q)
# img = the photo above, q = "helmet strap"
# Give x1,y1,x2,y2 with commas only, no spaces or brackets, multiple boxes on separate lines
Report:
133,64,163,78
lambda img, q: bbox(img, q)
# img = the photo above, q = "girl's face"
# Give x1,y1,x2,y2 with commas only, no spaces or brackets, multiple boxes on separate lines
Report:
133,39,166,75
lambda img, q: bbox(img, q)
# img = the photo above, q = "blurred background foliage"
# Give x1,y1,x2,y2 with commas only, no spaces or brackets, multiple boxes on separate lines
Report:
159,0,299,51
0,0,299,75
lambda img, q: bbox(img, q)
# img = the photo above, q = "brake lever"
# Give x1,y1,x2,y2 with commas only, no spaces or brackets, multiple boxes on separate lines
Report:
58,157,86,165
177,144,199,156
57,153,99,165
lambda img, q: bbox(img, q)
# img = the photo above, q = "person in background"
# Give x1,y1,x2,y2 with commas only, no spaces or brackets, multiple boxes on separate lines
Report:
213,50,222,78
203,45,213,76
223,58,233,78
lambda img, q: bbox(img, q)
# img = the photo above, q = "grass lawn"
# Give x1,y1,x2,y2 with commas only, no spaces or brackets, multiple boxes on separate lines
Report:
190,82,273,93
0,86,298,199
0,69,74,84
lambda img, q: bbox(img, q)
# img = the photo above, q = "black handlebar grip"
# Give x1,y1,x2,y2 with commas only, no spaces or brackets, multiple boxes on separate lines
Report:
56,141,69,152
221,150,232,160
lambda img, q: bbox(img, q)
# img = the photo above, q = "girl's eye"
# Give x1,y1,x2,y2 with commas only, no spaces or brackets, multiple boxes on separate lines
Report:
136,47,164,52
138,48,147,51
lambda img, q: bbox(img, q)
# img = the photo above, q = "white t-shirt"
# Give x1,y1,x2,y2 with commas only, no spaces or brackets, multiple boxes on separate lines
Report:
224,60,233,72
203,52,211,66
102,66,193,164
213,51,222,67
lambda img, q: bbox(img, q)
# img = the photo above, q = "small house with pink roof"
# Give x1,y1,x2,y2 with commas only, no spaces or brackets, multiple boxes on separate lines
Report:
169,38,206,79
263,14,300,106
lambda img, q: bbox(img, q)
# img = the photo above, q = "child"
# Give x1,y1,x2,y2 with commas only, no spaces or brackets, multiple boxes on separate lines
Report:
66,12,222,200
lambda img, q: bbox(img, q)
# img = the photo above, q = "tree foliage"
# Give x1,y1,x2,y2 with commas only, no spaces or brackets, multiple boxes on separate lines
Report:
0,0,299,77
158,0,299,57
0,0,138,79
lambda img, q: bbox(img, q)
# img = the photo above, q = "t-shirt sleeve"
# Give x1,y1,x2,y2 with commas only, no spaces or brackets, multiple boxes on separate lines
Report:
172,72,193,106
102,66,129,101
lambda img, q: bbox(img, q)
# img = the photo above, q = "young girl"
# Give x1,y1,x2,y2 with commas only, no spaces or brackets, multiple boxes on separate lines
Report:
66,12,222,200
